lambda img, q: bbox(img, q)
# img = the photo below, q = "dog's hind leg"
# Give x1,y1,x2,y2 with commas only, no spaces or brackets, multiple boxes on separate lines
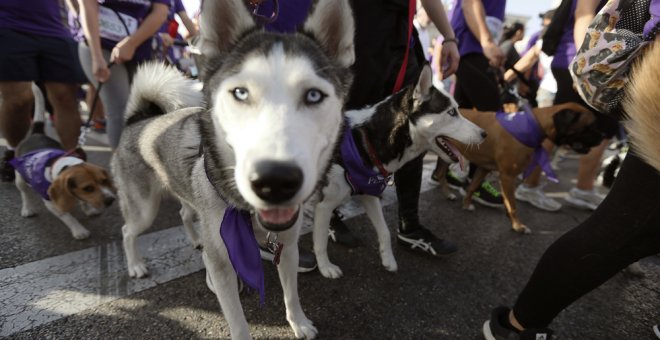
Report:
119,184,161,278
180,201,201,249
15,173,37,217
356,195,397,272
276,225,317,339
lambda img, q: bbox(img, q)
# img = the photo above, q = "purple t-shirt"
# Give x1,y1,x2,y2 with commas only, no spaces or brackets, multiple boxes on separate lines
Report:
257,0,312,33
159,0,186,33
0,0,71,38
99,0,170,61
450,0,506,57
551,0,605,69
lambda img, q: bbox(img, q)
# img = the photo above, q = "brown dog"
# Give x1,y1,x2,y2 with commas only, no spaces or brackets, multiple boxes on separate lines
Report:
434,102,606,233
11,84,116,239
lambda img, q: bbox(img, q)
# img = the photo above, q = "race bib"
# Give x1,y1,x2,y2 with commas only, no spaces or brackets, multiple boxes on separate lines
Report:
99,6,138,42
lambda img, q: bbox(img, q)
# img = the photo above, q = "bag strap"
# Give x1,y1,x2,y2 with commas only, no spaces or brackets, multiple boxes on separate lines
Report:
392,0,416,94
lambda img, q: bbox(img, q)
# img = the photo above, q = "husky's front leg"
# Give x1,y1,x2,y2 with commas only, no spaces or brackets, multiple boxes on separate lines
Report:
277,224,317,339
313,199,344,279
203,221,252,340
356,195,397,272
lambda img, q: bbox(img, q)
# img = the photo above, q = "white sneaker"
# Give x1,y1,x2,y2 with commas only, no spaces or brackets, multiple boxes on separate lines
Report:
514,184,562,212
564,187,606,211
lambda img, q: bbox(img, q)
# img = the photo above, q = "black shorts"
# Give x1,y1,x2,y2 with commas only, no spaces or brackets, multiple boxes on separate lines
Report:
0,29,87,83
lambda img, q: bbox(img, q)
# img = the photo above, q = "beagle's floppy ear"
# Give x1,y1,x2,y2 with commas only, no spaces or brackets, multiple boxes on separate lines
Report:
48,174,77,213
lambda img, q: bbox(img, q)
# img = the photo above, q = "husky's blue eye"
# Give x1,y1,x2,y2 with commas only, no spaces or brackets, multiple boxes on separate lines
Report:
232,87,249,102
304,88,325,105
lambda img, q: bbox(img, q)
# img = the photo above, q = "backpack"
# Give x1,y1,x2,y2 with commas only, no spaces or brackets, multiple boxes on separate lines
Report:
570,0,658,114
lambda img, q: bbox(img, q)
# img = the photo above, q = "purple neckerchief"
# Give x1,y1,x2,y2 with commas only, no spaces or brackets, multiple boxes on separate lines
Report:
219,208,265,305
202,153,265,305
644,0,660,39
495,107,558,183
9,148,66,200
340,121,389,196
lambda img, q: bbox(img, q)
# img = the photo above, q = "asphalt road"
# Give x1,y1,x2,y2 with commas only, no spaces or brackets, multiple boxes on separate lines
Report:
1,130,658,339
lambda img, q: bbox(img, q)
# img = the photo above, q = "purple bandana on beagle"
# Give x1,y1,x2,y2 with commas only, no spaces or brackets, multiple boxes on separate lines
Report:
495,106,558,183
219,208,265,305
340,121,389,196
9,148,66,200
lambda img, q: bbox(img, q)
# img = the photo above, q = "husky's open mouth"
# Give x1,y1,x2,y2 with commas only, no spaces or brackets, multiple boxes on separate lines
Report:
435,137,464,170
257,206,300,231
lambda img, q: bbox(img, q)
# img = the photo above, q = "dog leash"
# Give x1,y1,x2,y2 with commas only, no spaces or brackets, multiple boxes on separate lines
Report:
77,61,115,150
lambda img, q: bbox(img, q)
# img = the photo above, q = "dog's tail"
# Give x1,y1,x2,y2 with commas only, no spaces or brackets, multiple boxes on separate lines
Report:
30,83,47,134
624,39,660,171
125,62,204,126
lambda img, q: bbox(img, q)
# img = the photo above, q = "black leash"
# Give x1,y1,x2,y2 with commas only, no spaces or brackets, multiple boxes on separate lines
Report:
78,61,115,149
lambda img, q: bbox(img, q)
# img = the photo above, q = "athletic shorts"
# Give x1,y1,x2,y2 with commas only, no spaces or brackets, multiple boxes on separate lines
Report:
0,29,87,83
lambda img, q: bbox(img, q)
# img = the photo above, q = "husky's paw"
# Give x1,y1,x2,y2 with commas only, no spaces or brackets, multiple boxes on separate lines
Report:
318,263,343,279
289,316,317,339
128,261,149,278
381,254,398,272
72,228,91,240
21,206,36,217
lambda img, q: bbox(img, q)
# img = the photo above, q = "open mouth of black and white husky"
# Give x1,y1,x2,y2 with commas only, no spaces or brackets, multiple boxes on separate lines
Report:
256,206,300,231
435,136,464,169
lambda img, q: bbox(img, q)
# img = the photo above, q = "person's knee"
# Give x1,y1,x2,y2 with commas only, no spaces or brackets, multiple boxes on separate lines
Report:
44,82,78,112
0,82,33,115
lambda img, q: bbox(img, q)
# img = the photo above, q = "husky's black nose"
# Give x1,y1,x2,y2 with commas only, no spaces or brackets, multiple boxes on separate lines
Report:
250,161,303,203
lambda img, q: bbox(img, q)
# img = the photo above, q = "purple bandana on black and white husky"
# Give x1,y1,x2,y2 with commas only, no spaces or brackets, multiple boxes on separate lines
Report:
340,120,389,196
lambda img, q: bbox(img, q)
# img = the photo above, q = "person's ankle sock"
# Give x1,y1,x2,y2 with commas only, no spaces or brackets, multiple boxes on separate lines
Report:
498,311,520,333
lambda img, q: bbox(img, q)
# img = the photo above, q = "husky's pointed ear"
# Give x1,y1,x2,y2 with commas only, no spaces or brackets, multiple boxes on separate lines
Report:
199,0,256,58
303,0,355,67
413,64,433,103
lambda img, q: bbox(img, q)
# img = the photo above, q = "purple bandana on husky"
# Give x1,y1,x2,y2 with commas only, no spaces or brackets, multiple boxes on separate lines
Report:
9,148,66,200
495,107,558,183
340,121,389,196
219,207,265,305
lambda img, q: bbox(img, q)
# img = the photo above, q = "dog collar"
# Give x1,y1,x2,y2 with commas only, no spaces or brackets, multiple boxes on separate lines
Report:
340,120,391,196
495,105,558,183
48,157,84,182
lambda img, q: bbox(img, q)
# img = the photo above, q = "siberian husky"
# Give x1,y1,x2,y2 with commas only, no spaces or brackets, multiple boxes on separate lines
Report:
312,65,486,279
111,0,355,338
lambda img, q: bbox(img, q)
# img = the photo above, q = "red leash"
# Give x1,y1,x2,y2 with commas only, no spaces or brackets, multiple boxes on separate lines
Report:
392,0,417,94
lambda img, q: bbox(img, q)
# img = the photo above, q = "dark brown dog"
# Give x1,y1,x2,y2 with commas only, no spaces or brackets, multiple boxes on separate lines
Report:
434,102,607,233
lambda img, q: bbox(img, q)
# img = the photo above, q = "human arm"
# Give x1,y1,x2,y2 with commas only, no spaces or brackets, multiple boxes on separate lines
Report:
420,0,459,78
574,0,600,47
177,10,198,38
77,0,110,82
462,0,504,66
503,44,540,82
110,2,169,63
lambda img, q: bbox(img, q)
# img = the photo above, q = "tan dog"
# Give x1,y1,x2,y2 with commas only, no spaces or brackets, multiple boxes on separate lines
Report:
11,84,116,239
434,102,606,233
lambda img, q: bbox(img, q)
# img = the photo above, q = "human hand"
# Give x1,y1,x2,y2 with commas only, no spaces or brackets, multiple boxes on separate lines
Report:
482,40,504,67
440,40,460,79
111,37,137,64
159,33,174,47
92,54,110,83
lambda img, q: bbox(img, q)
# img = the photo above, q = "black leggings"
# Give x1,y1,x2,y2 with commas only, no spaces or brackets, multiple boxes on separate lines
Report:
512,151,660,328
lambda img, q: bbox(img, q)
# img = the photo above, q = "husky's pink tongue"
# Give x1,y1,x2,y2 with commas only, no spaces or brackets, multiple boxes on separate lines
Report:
445,139,465,171
258,207,298,225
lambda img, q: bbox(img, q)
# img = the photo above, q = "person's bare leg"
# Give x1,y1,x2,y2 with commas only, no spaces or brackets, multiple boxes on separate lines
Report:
86,84,105,122
44,82,81,150
0,81,32,147
509,310,524,331
576,139,608,191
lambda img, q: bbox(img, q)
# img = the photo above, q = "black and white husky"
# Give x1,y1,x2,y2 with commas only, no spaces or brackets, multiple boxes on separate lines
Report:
312,65,486,279
111,1,355,338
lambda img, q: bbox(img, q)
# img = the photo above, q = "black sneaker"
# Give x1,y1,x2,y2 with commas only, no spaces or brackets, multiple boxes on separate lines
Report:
397,227,458,256
483,306,553,340
461,180,504,208
446,170,467,190
328,210,361,247
259,245,317,273
1,149,15,182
